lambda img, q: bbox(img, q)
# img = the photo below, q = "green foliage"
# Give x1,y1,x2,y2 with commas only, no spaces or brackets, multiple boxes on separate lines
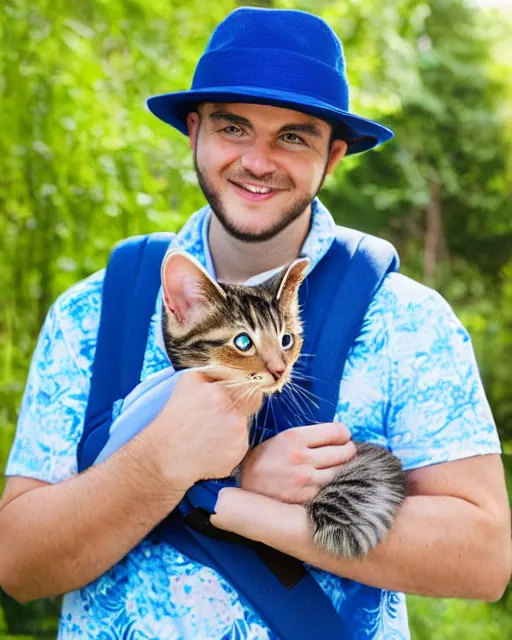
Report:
408,595,512,640
0,590,60,638
0,0,510,637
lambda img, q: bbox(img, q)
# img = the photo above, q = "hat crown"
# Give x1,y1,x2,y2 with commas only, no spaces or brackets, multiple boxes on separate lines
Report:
205,7,346,74
191,8,350,111
145,7,394,156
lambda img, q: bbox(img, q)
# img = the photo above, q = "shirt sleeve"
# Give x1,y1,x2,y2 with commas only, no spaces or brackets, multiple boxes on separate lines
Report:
5,277,102,484
385,276,502,471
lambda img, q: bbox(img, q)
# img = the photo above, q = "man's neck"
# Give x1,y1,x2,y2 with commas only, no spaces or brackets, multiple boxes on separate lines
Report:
208,207,312,284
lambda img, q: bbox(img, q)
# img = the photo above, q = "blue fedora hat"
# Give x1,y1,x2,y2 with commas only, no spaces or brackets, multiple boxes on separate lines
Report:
146,7,393,156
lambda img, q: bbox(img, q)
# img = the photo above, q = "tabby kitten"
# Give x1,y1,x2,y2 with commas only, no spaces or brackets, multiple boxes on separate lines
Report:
161,250,405,559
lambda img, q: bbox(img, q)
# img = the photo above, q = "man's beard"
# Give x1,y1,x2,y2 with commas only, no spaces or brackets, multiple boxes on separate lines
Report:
193,152,328,244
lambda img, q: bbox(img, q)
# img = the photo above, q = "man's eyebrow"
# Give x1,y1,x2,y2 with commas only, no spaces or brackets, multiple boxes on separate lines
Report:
208,110,253,128
207,107,324,138
278,123,322,138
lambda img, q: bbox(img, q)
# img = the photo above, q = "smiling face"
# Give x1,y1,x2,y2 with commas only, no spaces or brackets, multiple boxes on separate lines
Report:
186,103,347,243
161,251,310,394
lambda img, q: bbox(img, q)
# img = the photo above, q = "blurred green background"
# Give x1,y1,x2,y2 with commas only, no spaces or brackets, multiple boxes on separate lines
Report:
0,0,511,637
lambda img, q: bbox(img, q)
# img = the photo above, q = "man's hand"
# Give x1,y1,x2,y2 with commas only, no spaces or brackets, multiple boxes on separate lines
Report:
150,371,263,488
0,369,263,602
239,422,356,503
213,454,511,602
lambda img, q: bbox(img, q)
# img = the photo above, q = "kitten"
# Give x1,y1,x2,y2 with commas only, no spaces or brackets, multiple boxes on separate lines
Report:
161,250,405,559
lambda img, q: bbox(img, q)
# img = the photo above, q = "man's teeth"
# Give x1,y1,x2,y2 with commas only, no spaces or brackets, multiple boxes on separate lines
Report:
241,184,272,194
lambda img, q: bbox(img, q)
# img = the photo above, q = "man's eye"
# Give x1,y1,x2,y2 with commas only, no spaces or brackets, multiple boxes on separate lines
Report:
281,133,305,145
222,125,243,136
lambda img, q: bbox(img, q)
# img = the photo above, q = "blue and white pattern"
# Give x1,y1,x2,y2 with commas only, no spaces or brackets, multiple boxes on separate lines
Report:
6,199,501,639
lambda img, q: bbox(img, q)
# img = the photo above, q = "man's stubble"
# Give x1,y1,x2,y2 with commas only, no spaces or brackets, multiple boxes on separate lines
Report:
193,137,329,244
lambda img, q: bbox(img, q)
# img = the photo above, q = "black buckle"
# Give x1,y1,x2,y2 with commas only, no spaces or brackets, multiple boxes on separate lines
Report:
184,508,306,588
185,508,250,544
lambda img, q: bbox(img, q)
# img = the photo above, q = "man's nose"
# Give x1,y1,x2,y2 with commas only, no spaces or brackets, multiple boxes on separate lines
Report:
239,143,277,178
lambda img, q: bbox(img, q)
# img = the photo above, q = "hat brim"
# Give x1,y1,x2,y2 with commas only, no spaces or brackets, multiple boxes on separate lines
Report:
146,87,393,156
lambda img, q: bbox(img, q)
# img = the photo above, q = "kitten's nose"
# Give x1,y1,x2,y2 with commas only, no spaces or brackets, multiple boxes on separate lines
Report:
267,363,285,381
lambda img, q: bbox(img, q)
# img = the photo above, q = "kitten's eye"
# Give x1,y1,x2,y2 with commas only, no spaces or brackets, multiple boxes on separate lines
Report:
233,332,253,352
281,333,294,350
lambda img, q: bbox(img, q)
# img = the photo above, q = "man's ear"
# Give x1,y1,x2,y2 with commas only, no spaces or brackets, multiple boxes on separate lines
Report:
186,111,201,151
325,138,348,176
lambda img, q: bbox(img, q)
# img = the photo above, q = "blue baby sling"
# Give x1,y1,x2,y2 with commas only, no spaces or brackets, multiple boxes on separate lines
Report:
77,227,399,639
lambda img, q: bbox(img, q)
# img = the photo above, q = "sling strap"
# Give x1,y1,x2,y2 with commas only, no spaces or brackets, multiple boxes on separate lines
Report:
78,226,399,639
77,233,175,471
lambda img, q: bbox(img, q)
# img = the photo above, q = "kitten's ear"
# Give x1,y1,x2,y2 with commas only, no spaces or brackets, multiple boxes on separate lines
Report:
161,251,226,330
275,257,310,311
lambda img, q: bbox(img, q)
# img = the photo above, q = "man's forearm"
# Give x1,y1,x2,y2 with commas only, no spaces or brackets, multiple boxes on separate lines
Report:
0,371,262,603
0,435,185,602
212,487,511,602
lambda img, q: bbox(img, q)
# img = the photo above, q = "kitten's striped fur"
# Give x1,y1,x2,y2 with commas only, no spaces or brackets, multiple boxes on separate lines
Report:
307,442,404,558
161,250,405,558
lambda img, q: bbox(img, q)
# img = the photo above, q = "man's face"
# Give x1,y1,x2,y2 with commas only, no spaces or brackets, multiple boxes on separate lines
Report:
186,103,347,243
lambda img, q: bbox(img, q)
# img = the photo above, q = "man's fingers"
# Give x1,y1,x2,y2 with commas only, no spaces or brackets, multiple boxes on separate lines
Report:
298,422,352,447
309,442,357,469
314,462,355,488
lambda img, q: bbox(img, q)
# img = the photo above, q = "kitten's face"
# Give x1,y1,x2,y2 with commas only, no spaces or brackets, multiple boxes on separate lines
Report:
161,251,309,395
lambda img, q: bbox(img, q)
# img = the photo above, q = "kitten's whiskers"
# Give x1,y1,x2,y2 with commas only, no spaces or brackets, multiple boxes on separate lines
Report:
282,384,321,424
289,370,322,383
286,379,321,411
278,390,315,426
224,381,260,414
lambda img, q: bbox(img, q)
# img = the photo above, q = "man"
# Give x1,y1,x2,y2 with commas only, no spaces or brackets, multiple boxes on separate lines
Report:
0,6,509,640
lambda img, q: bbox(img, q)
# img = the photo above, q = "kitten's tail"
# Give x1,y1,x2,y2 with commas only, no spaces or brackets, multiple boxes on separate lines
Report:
306,442,405,559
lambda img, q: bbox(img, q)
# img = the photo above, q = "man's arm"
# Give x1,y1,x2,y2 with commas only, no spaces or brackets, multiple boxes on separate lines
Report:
0,372,260,603
212,275,511,600
211,454,511,602
0,444,185,603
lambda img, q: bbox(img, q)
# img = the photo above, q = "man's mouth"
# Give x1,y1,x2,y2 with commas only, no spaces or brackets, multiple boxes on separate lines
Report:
228,180,283,202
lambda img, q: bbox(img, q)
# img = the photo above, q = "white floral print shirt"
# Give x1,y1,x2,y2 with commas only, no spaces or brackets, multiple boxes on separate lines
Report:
6,199,501,639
